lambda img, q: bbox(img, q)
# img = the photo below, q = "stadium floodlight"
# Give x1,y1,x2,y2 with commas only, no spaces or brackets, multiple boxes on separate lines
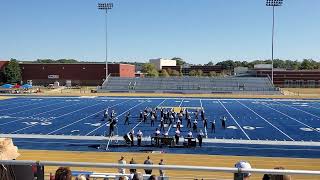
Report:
98,2,113,79
98,3,113,10
266,0,283,84
266,0,283,6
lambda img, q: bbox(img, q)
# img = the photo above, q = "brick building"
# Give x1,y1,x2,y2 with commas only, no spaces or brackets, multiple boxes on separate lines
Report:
255,69,320,88
0,61,9,83
0,61,8,70
19,63,135,86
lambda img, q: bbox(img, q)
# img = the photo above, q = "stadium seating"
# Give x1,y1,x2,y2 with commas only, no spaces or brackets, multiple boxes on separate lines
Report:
99,76,280,94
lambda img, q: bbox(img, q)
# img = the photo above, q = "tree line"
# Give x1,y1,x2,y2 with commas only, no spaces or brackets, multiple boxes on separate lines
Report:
0,59,22,84
1,58,319,83
141,58,320,77
32,59,79,64
216,59,320,70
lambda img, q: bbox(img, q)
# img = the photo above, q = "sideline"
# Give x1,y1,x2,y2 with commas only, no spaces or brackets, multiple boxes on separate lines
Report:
2,133,320,146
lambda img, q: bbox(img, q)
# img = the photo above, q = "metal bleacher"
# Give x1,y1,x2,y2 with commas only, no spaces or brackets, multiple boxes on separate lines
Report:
99,76,280,94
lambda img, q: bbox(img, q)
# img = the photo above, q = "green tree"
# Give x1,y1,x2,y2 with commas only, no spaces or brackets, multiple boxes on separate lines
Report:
290,60,301,70
216,60,236,70
189,70,197,76
179,71,183,76
300,59,319,70
166,68,173,75
4,59,22,83
142,63,159,77
0,71,5,83
148,69,159,77
142,63,156,73
206,61,214,66
160,69,170,77
172,57,186,66
35,59,55,63
56,59,78,63
196,70,203,76
35,59,79,63
170,70,180,76
300,59,311,70
208,71,217,77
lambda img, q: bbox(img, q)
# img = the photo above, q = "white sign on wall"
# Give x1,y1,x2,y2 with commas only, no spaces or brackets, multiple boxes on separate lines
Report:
48,75,59,79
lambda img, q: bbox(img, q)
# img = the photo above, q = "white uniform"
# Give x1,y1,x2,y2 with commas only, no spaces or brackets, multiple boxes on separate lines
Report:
118,159,126,174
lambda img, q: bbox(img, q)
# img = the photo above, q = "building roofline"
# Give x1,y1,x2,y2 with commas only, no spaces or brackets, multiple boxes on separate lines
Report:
19,62,135,66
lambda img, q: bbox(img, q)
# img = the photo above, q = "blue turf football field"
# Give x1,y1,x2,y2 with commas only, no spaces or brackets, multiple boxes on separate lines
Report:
0,96,320,158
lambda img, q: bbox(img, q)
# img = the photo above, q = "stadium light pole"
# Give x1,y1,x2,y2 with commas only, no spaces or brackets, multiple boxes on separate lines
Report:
98,2,113,79
266,0,283,84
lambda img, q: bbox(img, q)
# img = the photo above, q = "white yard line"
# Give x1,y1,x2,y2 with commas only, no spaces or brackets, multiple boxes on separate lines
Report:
7,101,66,115
167,99,183,133
0,101,85,126
218,100,251,140
132,99,167,130
11,101,106,133
262,103,320,133
200,99,208,138
47,99,130,135
85,101,147,136
0,98,29,107
0,100,48,112
276,101,320,119
305,103,320,110
179,99,184,110
237,100,294,141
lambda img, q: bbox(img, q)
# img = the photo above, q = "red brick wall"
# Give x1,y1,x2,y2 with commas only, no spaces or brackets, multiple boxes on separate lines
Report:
256,70,320,87
119,64,135,77
0,61,8,70
19,63,135,85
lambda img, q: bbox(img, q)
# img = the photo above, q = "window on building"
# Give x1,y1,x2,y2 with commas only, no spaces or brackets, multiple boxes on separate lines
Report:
295,80,304,88
307,80,316,88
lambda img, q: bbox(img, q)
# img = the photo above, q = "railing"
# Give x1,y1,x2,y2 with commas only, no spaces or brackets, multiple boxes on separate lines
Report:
266,74,274,87
101,73,111,88
1,160,320,177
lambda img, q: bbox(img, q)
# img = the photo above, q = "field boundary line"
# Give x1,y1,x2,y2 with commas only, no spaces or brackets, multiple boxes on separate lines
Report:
2,133,320,146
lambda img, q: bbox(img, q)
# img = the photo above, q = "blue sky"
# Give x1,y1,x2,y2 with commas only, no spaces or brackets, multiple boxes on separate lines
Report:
0,0,319,64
